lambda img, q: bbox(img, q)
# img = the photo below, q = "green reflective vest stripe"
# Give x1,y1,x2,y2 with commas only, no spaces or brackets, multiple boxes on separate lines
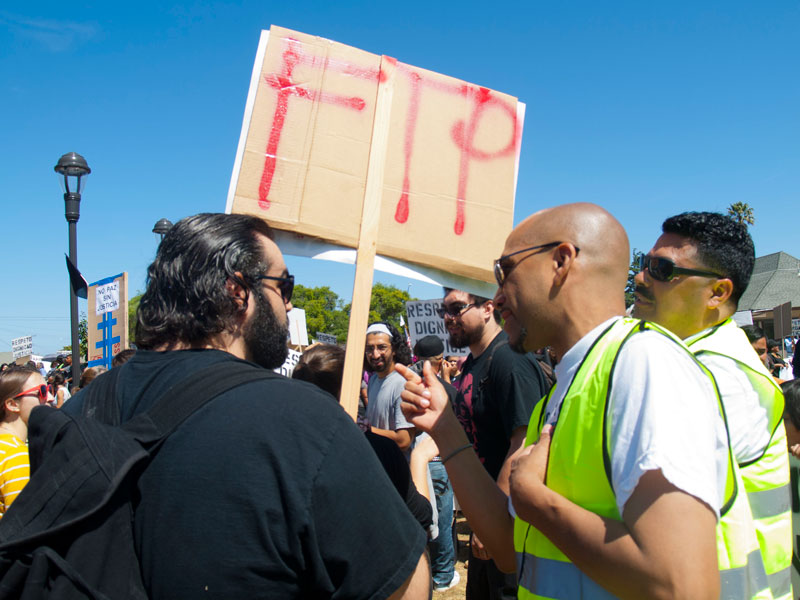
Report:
513,317,770,600
687,319,792,600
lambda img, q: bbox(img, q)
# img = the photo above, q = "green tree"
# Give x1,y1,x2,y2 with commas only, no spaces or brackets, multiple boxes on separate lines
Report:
292,283,417,344
727,202,755,227
291,285,350,343
625,248,642,308
64,313,88,359
343,283,416,334
128,292,142,344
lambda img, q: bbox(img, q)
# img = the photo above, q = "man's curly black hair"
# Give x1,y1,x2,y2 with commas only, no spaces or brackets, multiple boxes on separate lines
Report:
662,212,754,304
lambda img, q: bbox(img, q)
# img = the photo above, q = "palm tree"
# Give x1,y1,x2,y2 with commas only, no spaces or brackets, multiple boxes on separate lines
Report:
727,202,755,227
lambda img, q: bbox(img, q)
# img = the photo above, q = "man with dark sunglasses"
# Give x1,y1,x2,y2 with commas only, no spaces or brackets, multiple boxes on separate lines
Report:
634,211,792,600
62,213,430,600
439,286,547,600
399,203,755,599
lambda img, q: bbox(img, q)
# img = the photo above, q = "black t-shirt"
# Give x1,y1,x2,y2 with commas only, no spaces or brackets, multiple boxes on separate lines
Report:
365,431,433,531
453,331,548,480
63,349,426,599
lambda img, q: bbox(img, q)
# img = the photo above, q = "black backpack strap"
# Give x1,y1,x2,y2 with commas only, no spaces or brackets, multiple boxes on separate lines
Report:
121,361,278,445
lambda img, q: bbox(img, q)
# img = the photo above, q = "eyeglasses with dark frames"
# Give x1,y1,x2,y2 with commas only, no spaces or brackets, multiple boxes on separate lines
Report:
638,254,722,283
436,303,477,319
494,242,580,287
253,273,295,303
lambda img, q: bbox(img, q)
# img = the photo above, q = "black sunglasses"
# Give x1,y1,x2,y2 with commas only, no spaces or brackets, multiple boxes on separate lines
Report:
638,254,722,283
436,303,476,319
253,273,294,303
494,242,579,287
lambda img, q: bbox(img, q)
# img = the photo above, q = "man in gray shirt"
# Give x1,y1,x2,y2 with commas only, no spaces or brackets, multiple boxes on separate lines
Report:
365,322,415,453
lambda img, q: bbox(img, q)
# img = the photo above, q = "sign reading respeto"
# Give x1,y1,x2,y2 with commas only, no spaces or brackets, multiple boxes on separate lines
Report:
229,25,523,284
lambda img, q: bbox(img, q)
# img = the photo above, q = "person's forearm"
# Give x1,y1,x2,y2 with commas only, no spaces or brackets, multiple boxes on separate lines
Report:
409,453,431,502
370,427,412,451
429,412,516,572
512,473,718,600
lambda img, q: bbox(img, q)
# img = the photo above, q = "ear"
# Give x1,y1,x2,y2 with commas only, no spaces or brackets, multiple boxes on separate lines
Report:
225,272,250,311
4,397,20,415
552,243,579,286
480,299,495,322
707,278,734,309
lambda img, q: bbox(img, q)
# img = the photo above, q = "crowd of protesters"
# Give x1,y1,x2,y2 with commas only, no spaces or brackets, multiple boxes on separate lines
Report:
0,207,799,599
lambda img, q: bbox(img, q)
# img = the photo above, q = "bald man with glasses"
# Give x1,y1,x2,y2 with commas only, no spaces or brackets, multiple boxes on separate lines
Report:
399,203,759,599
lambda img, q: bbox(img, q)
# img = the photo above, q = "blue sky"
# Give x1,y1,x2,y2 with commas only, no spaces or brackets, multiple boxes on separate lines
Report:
2,1,798,354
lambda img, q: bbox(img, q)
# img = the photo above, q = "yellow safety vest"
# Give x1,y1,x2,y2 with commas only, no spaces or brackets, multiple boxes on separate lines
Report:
687,319,792,600
514,318,770,600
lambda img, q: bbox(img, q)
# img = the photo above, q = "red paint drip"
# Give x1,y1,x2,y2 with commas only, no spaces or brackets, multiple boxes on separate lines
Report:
258,39,368,210
258,41,301,209
395,71,421,224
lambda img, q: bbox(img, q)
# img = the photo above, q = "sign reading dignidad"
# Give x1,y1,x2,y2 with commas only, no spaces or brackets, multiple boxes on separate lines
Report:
406,300,469,357
11,336,33,360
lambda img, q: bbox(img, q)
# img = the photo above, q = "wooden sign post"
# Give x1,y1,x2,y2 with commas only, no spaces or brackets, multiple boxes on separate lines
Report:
228,26,523,418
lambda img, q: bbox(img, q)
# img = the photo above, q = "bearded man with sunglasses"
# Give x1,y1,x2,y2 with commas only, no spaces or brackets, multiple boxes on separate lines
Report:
61,213,430,600
439,288,548,600
634,211,792,600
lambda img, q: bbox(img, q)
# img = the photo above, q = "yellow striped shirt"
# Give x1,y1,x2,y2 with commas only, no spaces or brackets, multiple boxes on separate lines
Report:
0,432,30,517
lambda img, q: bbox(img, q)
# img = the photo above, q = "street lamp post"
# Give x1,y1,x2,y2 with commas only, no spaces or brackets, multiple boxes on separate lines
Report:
152,218,173,241
55,152,90,390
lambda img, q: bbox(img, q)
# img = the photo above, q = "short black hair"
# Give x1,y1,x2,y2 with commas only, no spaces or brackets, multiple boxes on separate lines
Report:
661,212,754,304
782,379,800,430
442,288,501,324
135,213,275,350
741,324,765,344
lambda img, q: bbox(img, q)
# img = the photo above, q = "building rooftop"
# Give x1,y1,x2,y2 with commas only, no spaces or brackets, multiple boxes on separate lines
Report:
738,252,800,311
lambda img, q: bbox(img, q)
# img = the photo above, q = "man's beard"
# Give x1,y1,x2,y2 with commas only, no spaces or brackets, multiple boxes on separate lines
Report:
448,326,483,350
244,289,289,369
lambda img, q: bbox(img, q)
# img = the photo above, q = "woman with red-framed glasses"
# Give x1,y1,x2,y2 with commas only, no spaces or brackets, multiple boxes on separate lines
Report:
0,365,49,517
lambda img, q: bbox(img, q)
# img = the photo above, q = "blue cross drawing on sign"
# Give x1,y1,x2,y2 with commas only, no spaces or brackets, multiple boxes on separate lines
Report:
89,312,120,369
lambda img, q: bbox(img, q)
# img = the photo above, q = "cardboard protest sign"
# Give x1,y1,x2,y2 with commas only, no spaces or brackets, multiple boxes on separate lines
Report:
11,336,33,360
228,25,521,284
406,300,468,357
87,273,128,369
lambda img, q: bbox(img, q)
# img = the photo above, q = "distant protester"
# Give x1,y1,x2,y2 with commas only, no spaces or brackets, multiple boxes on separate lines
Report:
77,366,108,392
0,365,46,516
49,372,71,408
111,349,136,368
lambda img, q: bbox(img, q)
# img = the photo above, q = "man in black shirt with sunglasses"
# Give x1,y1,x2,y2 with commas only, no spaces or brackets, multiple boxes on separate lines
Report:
440,288,547,600
63,213,430,600
633,211,791,600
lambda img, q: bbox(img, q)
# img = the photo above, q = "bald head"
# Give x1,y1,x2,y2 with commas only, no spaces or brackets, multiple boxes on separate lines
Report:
495,203,629,356
512,203,630,288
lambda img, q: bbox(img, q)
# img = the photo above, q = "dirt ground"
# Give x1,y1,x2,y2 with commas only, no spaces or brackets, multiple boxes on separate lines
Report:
435,515,471,599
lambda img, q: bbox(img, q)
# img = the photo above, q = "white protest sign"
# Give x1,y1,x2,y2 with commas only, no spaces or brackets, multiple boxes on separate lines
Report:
95,281,120,316
733,310,753,327
287,308,309,346
274,348,303,378
11,336,33,359
405,299,469,357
